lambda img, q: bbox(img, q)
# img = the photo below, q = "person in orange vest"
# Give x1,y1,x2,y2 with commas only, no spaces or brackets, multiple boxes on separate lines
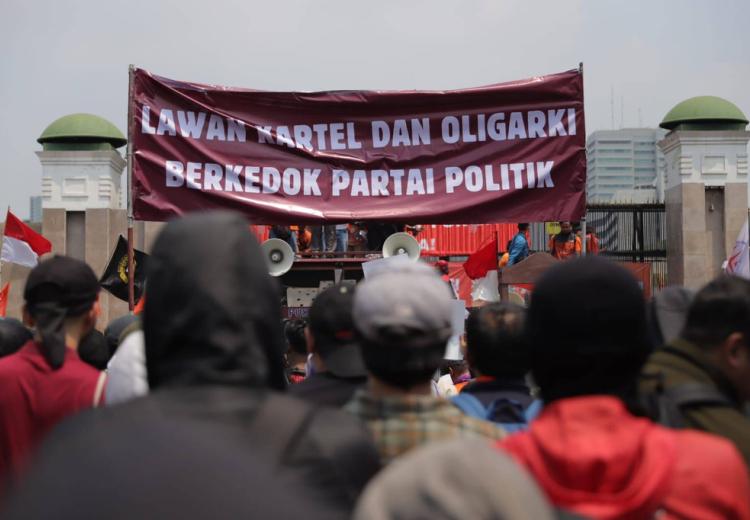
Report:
548,222,581,260
585,225,600,255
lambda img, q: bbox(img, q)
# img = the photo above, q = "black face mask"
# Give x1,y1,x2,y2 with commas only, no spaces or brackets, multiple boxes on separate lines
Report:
24,256,99,370
143,212,287,391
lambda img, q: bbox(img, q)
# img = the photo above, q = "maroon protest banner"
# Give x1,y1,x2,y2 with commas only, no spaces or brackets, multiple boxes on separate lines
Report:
131,68,586,224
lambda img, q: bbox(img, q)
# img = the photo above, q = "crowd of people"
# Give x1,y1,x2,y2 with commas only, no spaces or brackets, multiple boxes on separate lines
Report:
269,223,422,256
0,210,749,518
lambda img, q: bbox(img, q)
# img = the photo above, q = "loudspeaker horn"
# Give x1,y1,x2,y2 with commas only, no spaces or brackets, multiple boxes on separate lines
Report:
261,238,295,277
382,232,421,261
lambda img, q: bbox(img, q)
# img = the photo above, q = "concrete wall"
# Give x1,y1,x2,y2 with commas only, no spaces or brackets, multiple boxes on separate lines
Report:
38,150,125,211
661,128,749,290
666,182,748,289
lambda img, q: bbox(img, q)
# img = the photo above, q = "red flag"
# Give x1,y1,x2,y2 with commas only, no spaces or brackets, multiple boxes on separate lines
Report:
463,237,498,280
0,283,9,317
2,210,52,267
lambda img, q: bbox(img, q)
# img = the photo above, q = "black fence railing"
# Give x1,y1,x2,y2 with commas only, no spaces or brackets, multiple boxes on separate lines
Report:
587,203,667,293
585,203,667,259
534,203,668,293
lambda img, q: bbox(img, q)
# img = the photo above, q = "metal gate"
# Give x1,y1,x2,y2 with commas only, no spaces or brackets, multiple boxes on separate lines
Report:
535,204,667,293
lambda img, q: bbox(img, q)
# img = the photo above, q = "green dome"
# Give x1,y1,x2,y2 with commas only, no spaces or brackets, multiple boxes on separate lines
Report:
660,96,748,131
38,113,127,150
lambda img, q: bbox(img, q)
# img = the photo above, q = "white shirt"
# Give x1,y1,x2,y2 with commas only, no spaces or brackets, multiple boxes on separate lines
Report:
105,330,149,405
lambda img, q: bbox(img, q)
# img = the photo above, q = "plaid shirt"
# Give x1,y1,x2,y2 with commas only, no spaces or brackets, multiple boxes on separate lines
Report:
344,390,506,465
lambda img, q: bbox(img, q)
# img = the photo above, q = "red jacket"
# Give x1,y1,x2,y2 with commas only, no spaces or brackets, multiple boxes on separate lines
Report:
499,396,750,520
0,341,104,490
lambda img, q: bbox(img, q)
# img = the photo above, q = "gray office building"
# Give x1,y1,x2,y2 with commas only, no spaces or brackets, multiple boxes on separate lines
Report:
586,128,667,203
29,195,42,223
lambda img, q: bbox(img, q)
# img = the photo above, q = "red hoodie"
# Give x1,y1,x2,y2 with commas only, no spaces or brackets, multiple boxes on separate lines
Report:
499,396,750,520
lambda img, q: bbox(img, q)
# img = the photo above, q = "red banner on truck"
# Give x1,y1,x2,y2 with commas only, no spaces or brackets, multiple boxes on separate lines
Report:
131,68,586,224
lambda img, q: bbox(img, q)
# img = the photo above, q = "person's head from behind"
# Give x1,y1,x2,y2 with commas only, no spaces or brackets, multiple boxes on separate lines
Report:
307,284,366,378
517,223,529,233
104,314,139,359
78,314,138,371
353,439,556,520
526,257,650,403
681,276,750,401
284,318,307,357
143,211,286,390
466,302,529,380
444,359,470,384
354,262,453,392
435,259,449,277
559,221,572,235
0,318,32,358
23,255,100,369
646,286,694,348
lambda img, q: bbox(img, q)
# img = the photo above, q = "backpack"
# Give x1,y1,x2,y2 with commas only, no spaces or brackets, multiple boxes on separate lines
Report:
451,393,543,433
640,373,732,428
640,345,733,428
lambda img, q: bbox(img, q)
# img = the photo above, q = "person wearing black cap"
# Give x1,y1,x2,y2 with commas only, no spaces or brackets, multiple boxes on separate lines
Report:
289,284,368,407
0,255,105,491
498,257,750,519
7,212,380,516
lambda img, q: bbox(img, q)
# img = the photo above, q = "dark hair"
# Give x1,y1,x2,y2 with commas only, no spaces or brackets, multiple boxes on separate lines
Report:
440,359,468,376
517,223,529,231
682,276,750,348
466,303,528,378
526,257,650,403
0,318,32,358
283,319,308,355
77,329,110,370
358,328,447,389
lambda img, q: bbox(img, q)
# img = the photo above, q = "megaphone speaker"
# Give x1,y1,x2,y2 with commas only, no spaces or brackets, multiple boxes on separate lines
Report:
261,238,295,277
382,232,421,261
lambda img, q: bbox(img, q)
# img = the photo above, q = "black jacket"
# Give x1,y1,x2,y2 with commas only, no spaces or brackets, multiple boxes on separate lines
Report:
4,213,380,518
4,386,380,519
289,372,366,408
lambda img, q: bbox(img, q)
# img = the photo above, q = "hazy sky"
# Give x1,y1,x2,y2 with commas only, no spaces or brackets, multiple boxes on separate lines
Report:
2,0,748,218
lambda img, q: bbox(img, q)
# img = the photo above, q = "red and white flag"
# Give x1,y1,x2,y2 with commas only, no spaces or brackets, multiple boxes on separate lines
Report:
462,236,498,280
463,237,500,303
1,210,52,268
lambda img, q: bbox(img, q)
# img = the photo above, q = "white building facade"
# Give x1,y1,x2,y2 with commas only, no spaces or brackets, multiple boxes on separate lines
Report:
586,128,667,203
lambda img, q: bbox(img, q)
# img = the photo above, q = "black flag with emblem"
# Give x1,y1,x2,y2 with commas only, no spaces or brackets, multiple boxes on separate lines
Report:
99,235,148,303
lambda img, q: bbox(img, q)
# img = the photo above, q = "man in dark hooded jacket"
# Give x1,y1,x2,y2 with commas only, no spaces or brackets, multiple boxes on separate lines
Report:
4,212,380,517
